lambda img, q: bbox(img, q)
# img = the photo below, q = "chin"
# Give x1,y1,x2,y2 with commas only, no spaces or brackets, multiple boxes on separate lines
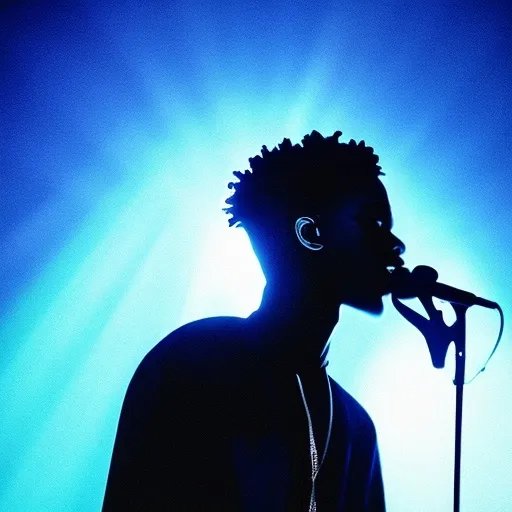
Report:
346,295,385,316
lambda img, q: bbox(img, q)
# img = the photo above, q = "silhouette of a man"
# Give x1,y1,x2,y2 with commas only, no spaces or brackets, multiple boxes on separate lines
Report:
103,130,405,511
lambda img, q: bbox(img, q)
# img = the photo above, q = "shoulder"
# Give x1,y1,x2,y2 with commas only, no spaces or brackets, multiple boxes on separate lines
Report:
134,315,250,384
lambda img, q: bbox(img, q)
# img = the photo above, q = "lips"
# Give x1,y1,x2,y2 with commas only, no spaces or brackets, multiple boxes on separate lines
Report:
381,258,405,293
385,256,405,272
341,255,405,296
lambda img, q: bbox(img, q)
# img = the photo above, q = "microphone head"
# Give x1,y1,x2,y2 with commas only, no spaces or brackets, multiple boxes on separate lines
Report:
389,266,415,299
411,265,438,282
390,265,439,299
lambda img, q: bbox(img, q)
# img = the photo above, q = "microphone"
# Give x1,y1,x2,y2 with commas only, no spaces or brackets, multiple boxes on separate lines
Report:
390,265,498,310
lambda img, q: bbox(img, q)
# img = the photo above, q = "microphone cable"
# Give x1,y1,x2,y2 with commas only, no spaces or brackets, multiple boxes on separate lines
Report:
462,303,504,385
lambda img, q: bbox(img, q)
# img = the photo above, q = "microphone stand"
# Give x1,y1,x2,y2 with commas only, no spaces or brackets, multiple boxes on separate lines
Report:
452,303,468,512
391,294,469,512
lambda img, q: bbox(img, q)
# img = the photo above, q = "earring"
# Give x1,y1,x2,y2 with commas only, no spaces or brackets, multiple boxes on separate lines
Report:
295,217,324,251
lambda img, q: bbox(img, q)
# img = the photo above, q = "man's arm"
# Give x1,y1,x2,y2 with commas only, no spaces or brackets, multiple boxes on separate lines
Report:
102,345,194,511
102,317,246,510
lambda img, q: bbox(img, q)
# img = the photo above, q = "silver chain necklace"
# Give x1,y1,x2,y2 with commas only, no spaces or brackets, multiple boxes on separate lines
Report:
296,370,333,512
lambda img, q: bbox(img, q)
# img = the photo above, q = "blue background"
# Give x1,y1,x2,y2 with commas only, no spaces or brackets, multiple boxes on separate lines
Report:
1,1,511,510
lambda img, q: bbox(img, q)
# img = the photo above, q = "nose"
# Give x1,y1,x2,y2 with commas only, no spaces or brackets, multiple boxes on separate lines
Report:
392,233,406,257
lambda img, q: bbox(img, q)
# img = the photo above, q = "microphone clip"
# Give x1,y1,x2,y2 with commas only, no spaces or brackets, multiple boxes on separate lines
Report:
392,293,469,373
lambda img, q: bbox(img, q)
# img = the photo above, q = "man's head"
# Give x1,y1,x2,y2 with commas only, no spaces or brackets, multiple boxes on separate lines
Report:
223,130,405,315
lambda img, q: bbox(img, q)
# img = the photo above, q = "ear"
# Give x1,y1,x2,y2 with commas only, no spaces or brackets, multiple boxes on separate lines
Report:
295,216,324,251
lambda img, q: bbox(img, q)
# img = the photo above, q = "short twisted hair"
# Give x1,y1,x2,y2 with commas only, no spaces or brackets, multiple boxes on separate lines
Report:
223,129,384,231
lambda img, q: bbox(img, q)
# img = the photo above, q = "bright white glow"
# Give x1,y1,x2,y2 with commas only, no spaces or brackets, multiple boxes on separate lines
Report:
358,332,456,512
180,219,266,324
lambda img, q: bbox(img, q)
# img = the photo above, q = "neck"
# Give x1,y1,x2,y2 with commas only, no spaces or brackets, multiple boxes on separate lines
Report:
248,281,341,373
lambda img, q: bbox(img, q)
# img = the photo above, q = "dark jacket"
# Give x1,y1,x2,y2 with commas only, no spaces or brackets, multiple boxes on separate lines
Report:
103,316,385,511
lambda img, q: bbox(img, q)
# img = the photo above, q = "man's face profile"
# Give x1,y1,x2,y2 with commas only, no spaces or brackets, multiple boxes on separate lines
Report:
315,179,405,315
